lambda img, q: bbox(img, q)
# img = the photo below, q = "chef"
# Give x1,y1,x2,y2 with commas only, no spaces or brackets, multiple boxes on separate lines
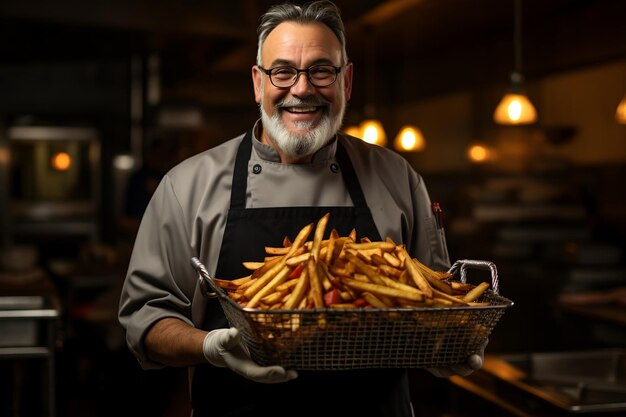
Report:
118,2,483,416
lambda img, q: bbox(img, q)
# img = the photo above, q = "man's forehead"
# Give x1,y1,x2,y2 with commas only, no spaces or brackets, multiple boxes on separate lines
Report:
262,21,342,64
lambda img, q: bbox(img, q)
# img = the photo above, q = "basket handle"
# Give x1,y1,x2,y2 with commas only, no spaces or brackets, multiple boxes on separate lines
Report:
190,257,220,298
447,259,500,295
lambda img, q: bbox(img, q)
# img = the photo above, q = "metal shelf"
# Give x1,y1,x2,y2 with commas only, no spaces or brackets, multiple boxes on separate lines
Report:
0,346,52,358
0,295,59,417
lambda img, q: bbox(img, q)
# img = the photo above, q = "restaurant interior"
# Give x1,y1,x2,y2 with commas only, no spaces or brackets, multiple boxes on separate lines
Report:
1,0,625,416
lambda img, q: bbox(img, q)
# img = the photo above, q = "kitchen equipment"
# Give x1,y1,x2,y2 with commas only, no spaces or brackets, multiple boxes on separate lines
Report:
0,294,59,417
481,349,626,413
0,295,47,346
3,125,101,244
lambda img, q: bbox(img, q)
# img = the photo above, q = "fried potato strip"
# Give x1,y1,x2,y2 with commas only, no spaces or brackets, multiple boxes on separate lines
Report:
213,212,490,310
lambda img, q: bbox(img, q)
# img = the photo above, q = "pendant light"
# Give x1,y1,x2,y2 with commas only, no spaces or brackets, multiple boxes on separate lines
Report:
360,116,387,146
393,11,426,152
493,0,538,125
615,62,626,124
467,143,493,164
394,126,425,152
358,26,387,147
616,94,626,124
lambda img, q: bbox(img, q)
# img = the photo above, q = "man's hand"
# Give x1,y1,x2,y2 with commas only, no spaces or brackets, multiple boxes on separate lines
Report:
203,328,298,383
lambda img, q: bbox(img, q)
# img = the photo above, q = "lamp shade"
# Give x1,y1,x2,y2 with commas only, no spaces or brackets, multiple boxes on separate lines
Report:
359,119,387,146
616,95,626,124
494,0,538,126
394,126,425,152
493,92,537,125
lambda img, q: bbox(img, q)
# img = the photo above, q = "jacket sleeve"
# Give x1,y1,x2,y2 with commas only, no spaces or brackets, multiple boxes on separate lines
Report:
118,174,198,369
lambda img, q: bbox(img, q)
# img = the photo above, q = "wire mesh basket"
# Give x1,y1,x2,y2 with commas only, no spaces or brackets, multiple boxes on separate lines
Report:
192,258,513,370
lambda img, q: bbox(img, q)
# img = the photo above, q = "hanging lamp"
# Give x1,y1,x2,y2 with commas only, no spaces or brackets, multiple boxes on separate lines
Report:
493,0,537,125
394,125,425,152
358,26,387,146
467,143,493,163
616,94,626,124
359,118,387,146
393,12,426,153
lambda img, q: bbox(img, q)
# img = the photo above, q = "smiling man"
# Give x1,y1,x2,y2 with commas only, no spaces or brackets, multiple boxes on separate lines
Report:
253,19,351,163
119,2,482,417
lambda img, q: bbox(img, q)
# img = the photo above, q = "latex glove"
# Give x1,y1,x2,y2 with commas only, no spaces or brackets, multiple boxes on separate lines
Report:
426,340,487,378
203,328,298,384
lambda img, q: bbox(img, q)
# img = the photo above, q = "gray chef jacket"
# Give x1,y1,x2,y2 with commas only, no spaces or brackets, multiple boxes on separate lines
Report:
118,121,450,371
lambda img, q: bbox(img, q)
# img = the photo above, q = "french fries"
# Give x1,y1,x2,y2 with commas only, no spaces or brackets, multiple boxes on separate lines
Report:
215,213,491,310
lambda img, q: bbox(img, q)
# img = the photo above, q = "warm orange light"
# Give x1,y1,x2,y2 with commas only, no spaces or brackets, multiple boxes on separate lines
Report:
493,93,537,125
343,125,362,138
0,147,9,164
393,126,425,152
359,119,387,146
51,152,71,171
616,95,626,124
467,144,491,163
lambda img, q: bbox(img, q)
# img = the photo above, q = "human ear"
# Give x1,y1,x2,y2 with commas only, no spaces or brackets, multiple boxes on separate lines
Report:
252,65,263,103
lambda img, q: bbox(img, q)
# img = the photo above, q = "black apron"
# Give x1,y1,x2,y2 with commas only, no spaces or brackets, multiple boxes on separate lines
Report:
192,131,412,417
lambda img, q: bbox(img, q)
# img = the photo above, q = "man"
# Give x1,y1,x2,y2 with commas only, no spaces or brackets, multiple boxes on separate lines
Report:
118,2,483,416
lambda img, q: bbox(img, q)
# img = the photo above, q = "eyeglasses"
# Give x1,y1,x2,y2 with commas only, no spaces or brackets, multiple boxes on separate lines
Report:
258,64,343,88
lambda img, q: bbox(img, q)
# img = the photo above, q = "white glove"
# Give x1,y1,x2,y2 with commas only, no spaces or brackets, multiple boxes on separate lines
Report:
203,327,298,384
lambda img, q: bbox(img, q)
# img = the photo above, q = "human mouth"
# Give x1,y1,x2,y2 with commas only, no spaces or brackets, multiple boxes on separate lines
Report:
283,106,319,113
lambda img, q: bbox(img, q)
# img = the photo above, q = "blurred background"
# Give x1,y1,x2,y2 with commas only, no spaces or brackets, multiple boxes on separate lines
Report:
1,0,625,416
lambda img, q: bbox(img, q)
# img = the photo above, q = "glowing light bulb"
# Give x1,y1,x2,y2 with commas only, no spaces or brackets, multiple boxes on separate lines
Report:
51,152,71,171
359,119,387,146
393,126,425,152
467,144,491,163
493,93,537,125
507,99,523,121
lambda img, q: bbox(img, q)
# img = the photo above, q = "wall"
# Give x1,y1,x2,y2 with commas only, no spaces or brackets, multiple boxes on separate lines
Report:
389,59,626,175
541,61,626,165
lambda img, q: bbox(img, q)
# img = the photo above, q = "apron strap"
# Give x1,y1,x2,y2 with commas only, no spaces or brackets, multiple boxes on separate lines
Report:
334,137,368,208
228,131,368,209
230,130,253,209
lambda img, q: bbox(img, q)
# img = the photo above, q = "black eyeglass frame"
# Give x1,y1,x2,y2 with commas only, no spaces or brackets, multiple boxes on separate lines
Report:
257,64,344,88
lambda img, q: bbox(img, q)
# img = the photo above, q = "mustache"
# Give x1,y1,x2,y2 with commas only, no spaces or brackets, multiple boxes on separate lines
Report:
276,96,331,109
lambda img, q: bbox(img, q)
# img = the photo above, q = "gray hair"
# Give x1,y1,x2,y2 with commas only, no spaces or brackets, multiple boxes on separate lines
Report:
256,1,348,67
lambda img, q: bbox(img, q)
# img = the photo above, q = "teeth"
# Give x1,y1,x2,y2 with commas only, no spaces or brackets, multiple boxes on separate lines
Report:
288,106,317,113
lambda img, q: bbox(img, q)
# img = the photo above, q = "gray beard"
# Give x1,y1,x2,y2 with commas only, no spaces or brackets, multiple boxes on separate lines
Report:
259,85,345,159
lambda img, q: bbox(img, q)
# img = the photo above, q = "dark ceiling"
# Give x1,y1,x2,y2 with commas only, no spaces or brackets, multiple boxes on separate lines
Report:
1,0,625,113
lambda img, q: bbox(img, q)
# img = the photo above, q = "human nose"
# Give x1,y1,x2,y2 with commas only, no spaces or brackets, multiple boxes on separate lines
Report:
290,70,315,95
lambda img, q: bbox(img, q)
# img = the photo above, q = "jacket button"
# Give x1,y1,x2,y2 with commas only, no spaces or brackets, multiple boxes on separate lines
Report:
330,163,339,173
252,164,262,174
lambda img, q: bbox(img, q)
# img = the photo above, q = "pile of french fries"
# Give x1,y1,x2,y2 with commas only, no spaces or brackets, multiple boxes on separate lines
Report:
214,213,491,311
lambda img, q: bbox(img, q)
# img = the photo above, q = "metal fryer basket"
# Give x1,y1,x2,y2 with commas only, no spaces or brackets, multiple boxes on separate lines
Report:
192,258,514,370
